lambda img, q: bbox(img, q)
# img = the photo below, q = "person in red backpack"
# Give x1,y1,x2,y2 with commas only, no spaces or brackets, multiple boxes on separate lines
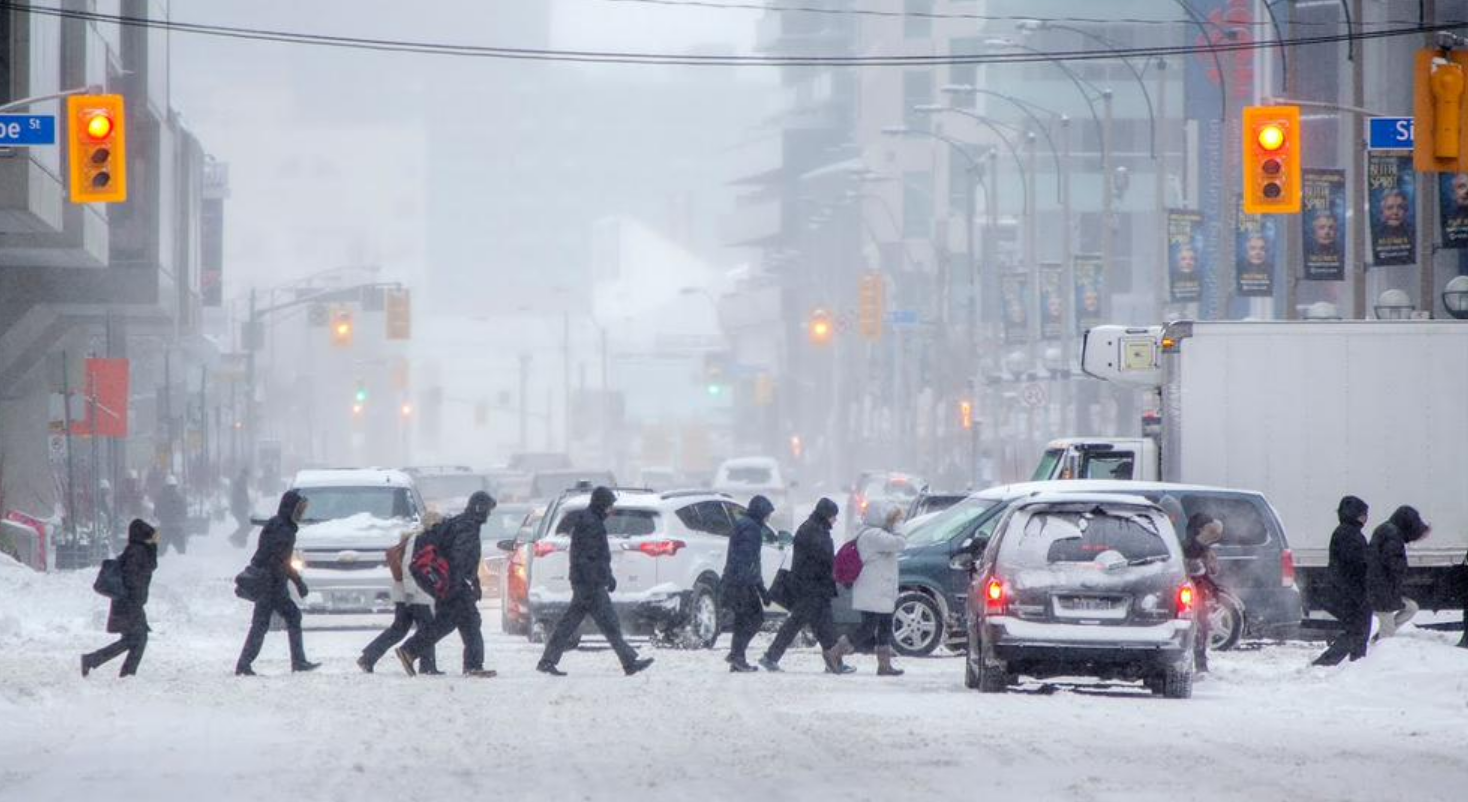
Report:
759,498,855,674
851,501,907,677
357,514,441,674
397,492,497,678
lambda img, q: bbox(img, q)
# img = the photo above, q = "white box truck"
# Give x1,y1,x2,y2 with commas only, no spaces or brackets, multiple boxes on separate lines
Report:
1034,320,1468,615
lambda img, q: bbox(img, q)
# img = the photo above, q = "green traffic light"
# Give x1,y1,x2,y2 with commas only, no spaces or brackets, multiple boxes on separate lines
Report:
706,383,723,397
355,387,368,403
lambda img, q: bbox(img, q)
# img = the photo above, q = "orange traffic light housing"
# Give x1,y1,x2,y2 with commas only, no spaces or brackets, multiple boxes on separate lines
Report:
1414,49,1468,172
1242,105,1301,214
330,308,354,347
385,289,412,340
66,94,127,204
858,273,884,341
808,308,834,346
959,400,974,431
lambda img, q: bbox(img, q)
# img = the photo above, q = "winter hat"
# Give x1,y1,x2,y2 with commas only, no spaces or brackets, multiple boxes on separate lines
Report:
1389,505,1430,542
277,489,305,519
1157,495,1185,527
813,497,839,523
466,491,497,523
589,486,618,515
127,519,156,544
747,495,775,523
1337,496,1369,525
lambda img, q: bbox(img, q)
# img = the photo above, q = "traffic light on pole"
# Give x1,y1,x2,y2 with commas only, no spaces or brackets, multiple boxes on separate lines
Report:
959,400,974,431
330,308,354,347
1242,105,1301,214
1413,49,1468,172
858,273,884,341
385,289,412,340
808,307,834,346
66,94,127,204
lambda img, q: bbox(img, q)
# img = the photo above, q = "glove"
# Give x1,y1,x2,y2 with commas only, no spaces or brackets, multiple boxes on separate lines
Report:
606,576,618,593
759,586,772,606
293,578,309,597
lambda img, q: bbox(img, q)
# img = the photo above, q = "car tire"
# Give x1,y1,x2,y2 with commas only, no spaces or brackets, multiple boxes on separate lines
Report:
1208,592,1244,652
673,581,720,650
891,591,943,657
1161,666,1194,699
965,639,1006,693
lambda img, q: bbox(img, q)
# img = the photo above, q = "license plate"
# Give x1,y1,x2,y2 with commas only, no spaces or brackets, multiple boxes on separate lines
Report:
1053,595,1129,620
1063,596,1115,611
332,592,367,607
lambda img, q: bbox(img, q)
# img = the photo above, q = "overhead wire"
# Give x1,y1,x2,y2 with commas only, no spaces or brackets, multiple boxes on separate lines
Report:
0,1,1459,67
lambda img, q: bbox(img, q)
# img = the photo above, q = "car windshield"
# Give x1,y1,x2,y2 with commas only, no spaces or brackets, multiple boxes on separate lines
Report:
1007,506,1170,568
296,486,414,523
415,474,485,502
904,497,996,548
1031,449,1064,481
548,506,660,538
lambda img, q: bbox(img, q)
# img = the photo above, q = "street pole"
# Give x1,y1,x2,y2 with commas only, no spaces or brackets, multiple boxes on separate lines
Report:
61,351,78,550
562,312,571,455
1101,89,1115,317
1025,132,1040,370
1422,0,1440,316
1351,0,1368,318
1155,58,1169,321
518,352,531,452
245,289,257,472
599,325,610,468
1060,116,1077,431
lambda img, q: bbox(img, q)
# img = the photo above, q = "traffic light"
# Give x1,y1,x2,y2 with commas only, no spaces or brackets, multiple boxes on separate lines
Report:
858,273,884,341
959,400,974,431
808,307,834,346
354,381,368,405
66,94,127,204
330,308,354,347
1414,49,1468,172
1242,105,1301,214
400,402,414,418
385,289,412,340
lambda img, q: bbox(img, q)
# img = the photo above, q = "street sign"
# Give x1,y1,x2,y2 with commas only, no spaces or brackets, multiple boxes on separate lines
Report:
0,114,57,146
887,309,919,328
1367,117,1415,150
1020,383,1048,408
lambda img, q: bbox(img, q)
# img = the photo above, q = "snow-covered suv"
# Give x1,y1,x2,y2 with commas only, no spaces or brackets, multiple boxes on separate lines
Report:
526,489,791,648
289,468,425,614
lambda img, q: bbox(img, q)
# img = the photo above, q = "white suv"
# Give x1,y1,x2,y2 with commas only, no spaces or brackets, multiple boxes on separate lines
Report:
289,468,425,614
526,489,791,648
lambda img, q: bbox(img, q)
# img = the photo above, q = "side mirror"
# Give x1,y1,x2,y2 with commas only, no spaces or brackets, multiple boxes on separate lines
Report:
778,530,794,547
957,537,974,552
949,553,976,572
496,538,517,553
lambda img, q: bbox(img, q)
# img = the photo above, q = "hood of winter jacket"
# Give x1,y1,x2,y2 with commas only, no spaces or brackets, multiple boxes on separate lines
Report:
466,491,497,525
1388,505,1429,542
1337,495,1369,526
277,489,305,521
589,486,617,517
861,499,900,530
812,497,839,525
127,519,156,545
747,495,775,524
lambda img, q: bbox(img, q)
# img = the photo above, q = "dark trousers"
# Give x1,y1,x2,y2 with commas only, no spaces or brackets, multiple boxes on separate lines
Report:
85,631,148,676
765,596,838,662
1193,578,1213,670
361,603,437,670
1314,596,1372,666
540,585,637,669
402,593,483,672
859,611,893,648
724,585,765,661
162,529,188,556
237,592,305,671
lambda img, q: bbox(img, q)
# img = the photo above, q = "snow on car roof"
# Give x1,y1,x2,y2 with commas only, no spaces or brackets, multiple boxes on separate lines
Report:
972,479,1267,501
1011,491,1161,509
292,468,416,489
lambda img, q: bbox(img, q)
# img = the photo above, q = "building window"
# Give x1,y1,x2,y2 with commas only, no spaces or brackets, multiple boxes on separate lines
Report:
903,69,932,131
948,38,984,109
904,0,934,39
903,171,933,239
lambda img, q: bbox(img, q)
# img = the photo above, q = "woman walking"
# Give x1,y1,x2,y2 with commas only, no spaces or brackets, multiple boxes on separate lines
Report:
851,501,908,677
82,520,159,678
1368,505,1430,639
358,517,441,674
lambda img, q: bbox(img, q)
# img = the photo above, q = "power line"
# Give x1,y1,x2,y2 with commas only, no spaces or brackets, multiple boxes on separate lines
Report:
0,1,1457,68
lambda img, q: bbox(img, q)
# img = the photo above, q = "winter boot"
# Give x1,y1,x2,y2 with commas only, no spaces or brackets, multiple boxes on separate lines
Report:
624,657,655,676
235,666,256,677
728,656,758,673
356,655,374,674
536,661,567,677
758,655,783,672
465,669,498,679
81,655,93,679
876,646,905,677
292,660,321,673
823,636,856,675
395,647,418,677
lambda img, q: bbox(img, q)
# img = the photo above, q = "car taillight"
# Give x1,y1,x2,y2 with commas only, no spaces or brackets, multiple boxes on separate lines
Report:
533,541,563,558
1176,583,1196,619
983,577,1007,615
1280,548,1296,587
857,496,869,516
637,539,686,557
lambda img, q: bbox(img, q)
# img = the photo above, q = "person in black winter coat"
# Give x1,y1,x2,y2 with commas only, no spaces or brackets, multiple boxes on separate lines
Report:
722,495,774,672
154,477,189,556
1314,496,1372,666
537,487,655,677
1368,505,1430,639
229,470,252,548
759,498,854,674
396,492,498,678
82,520,160,678
235,490,319,675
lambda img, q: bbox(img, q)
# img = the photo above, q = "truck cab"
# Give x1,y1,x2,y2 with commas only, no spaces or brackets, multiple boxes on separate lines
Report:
1032,438,1159,483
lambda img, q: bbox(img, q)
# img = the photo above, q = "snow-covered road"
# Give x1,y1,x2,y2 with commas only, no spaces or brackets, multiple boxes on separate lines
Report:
3,533,1466,802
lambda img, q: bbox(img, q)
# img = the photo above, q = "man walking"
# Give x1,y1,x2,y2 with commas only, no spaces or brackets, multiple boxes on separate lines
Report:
235,490,319,676
722,495,774,672
397,491,497,678
759,498,855,674
1314,496,1372,666
537,487,654,677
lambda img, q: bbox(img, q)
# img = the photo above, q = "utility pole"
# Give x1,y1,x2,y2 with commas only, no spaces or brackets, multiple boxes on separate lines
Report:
245,288,257,472
61,351,78,550
562,311,572,455
1351,0,1368,318
1101,89,1115,318
1060,116,1077,431
518,352,531,452
1422,0,1440,317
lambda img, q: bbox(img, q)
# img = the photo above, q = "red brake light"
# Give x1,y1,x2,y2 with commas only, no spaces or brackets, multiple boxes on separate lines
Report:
984,578,1007,615
1280,548,1296,587
533,541,563,558
1176,583,1196,618
637,539,686,558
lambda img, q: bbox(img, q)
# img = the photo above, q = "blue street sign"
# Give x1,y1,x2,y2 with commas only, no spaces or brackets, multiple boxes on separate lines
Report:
1367,117,1414,150
0,114,57,146
887,309,920,327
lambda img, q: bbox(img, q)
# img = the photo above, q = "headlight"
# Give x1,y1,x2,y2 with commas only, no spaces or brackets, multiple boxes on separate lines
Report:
290,550,307,573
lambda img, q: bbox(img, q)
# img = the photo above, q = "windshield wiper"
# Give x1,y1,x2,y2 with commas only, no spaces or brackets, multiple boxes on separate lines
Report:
1126,555,1169,567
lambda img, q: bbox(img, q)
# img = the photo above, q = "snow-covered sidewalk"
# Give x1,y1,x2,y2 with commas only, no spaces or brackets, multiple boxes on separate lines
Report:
2,535,1465,802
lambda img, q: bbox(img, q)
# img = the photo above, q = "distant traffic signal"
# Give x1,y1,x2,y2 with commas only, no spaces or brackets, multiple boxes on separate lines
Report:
858,273,884,341
808,308,834,346
66,94,127,204
385,289,412,340
331,308,354,347
959,400,974,431
1242,105,1301,214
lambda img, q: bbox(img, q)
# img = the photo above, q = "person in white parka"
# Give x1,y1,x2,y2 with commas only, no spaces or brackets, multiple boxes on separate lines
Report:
851,500,907,677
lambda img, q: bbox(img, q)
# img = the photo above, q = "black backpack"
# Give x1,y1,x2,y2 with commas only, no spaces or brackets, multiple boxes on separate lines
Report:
93,559,127,601
409,520,453,600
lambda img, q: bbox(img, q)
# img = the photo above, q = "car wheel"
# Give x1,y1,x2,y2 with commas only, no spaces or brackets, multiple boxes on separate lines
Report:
674,582,720,650
966,638,1006,693
1162,666,1194,699
891,592,943,657
1207,592,1244,652
964,642,981,690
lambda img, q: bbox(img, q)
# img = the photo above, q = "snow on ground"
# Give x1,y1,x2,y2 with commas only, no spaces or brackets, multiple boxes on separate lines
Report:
2,523,1466,802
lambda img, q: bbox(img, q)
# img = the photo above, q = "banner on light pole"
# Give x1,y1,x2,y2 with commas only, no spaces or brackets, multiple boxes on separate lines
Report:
1367,152,1417,266
1000,273,1029,345
1235,200,1278,297
1166,209,1204,302
1301,169,1346,281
